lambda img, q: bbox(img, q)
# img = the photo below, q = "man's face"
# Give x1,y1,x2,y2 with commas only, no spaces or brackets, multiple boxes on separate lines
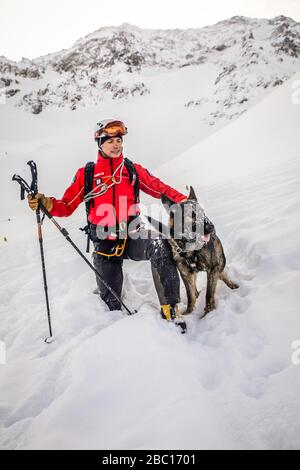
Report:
101,136,123,158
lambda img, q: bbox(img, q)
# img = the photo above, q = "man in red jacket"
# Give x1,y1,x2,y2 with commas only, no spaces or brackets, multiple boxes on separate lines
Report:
28,119,187,330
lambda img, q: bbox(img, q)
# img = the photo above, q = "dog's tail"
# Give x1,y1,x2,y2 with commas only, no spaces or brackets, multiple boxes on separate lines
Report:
219,271,239,289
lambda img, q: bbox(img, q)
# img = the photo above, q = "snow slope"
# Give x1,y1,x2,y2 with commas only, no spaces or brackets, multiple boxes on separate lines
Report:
0,70,300,449
0,156,299,450
156,70,300,189
2,16,300,119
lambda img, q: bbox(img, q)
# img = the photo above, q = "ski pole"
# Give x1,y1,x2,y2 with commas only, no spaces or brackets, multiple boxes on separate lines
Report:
12,171,136,319
27,160,54,344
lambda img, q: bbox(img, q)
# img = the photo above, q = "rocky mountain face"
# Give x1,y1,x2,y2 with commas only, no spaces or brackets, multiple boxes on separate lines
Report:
0,16,299,123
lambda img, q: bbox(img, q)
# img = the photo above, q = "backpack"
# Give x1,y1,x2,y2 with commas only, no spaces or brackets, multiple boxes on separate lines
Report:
80,158,140,252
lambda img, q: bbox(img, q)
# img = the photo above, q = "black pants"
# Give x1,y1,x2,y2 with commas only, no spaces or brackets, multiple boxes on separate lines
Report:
92,228,180,310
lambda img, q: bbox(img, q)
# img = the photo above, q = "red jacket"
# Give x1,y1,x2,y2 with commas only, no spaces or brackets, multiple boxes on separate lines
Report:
50,152,186,227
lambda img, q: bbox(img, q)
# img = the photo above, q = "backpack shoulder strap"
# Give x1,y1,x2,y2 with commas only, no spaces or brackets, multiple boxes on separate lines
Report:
80,161,95,253
124,157,140,203
84,161,95,212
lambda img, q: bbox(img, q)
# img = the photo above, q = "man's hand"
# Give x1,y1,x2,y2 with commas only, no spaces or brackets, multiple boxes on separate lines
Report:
27,193,53,212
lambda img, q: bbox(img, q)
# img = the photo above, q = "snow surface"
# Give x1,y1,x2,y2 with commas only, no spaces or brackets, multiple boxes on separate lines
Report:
156,71,300,189
0,63,300,450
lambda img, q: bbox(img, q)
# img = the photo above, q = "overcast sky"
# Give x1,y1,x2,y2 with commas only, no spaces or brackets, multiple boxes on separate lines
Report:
1,0,300,61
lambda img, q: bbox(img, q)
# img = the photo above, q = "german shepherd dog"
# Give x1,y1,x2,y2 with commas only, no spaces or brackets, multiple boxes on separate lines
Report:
147,186,239,316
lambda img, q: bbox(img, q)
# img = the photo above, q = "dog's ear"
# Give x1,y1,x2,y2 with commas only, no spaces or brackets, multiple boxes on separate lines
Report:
188,186,198,202
161,194,175,212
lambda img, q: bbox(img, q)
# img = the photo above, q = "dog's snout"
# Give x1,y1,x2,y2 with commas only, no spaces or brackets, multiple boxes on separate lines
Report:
204,218,214,234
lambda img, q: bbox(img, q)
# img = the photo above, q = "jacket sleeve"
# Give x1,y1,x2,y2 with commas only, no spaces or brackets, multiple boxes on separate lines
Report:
134,163,187,203
50,168,85,217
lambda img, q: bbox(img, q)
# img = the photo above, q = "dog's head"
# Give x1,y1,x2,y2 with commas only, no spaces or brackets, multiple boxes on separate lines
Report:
161,186,215,253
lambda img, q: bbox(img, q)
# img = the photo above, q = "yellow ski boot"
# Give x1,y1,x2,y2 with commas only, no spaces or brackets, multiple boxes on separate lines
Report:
160,304,187,334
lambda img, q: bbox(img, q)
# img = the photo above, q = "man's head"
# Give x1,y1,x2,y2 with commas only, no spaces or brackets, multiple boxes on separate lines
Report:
99,135,123,158
94,119,127,159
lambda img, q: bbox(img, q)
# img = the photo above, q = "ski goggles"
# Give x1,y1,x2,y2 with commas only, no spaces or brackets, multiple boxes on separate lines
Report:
94,121,128,140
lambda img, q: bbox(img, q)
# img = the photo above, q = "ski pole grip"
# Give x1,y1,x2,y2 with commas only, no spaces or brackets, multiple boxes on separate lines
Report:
27,160,38,194
12,174,32,199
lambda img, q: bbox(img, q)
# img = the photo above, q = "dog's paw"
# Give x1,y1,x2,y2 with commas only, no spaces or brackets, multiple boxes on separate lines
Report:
204,302,216,316
230,282,239,290
183,305,195,315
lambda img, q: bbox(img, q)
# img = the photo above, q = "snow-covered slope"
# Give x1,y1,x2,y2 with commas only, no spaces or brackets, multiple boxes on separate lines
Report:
1,16,300,123
1,15,300,174
0,63,299,448
0,154,299,450
156,70,300,190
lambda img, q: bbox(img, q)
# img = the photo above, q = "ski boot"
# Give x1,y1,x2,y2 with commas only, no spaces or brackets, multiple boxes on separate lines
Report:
160,304,187,334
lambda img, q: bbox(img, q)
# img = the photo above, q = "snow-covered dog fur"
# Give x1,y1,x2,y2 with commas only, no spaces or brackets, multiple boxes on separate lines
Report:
147,187,239,316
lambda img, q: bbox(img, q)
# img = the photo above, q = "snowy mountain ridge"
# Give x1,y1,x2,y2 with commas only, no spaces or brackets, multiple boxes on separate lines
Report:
1,15,300,126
